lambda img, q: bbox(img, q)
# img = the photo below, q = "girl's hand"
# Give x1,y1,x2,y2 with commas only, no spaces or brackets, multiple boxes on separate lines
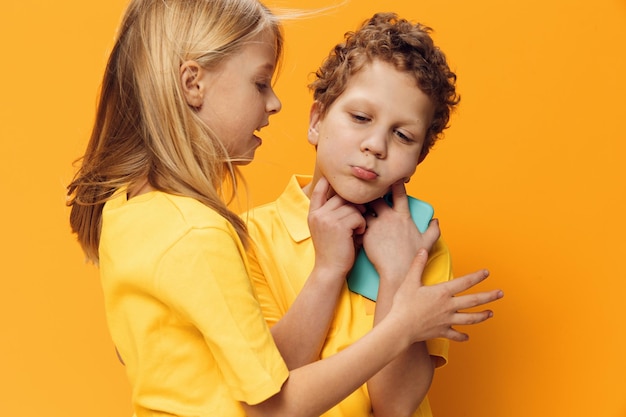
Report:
308,177,366,278
362,182,440,282
392,249,504,343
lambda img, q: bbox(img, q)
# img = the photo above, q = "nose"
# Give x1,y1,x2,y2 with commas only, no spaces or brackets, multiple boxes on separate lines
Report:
267,89,282,115
360,131,387,158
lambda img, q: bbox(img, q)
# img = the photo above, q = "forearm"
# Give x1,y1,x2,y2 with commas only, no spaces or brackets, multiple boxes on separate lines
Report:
244,313,411,417
270,265,344,369
368,342,434,417
367,278,434,417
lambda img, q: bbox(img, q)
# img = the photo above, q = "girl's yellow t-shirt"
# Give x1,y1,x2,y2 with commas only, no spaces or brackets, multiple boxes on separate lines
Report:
100,190,289,416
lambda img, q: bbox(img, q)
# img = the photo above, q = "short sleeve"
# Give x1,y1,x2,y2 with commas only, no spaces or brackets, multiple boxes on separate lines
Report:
155,226,289,404
423,237,453,367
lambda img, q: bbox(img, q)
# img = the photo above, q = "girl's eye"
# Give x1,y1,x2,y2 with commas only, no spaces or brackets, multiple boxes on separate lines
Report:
256,77,272,91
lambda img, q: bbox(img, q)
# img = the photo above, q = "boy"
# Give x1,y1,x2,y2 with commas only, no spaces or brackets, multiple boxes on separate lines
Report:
247,12,464,417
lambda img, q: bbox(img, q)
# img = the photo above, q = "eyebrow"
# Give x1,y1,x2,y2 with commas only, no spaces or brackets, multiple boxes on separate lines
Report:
345,95,429,128
257,62,276,73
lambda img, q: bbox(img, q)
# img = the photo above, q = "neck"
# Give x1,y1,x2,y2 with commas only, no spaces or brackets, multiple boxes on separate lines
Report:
302,171,337,200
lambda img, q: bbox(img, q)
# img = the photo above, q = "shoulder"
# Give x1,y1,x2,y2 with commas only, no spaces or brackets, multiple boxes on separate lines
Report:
155,193,245,257
103,190,240,255
244,199,280,233
158,192,232,229
142,194,249,287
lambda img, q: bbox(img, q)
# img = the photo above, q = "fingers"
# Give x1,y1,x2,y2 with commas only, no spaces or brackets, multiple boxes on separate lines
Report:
427,309,495,342
388,182,409,212
309,176,330,212
438,270,504,313
453,310,495,326
309,176,367,236
310,177,362,214
453,289,504,312
421,218,441,245
351,210,367,235
441,329,470,342
439,309,497,342
368,183,410,215
403,249,429,288
439,269,491,295
443,308,498,342
446,277,503,336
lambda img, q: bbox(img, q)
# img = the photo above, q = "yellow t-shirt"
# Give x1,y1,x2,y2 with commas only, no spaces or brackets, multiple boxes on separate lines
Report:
100,190,289,417
245,175,453,417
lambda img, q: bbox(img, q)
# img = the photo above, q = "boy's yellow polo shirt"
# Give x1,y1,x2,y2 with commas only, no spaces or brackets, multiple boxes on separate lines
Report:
245,175,453,417
100,190,289,417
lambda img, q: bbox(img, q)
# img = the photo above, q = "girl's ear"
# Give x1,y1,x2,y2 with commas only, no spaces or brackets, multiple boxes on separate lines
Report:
180,60,204,108
308,101,323,145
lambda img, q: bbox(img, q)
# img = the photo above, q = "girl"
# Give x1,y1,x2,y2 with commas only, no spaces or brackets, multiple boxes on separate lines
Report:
67,1,502,416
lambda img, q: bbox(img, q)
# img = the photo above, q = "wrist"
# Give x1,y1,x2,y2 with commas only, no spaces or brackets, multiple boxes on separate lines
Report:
377,268,409,286
378,310,414,351
310,264,349,288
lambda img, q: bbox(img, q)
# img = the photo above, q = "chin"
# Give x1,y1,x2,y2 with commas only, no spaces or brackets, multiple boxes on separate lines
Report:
232,159,253,166
230,152,255,166
334,188,381,205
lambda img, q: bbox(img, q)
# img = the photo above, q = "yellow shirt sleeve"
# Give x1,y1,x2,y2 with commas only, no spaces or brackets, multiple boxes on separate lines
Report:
100,191,289,416
423,237,454,367
155,226,288,403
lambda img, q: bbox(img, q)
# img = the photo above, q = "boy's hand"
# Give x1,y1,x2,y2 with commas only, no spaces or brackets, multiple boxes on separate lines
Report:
308,177,366,277
392,249,504,343
363,182,440,282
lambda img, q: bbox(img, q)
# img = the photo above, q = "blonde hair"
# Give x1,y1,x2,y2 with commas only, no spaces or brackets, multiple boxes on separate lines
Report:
67,0,284,263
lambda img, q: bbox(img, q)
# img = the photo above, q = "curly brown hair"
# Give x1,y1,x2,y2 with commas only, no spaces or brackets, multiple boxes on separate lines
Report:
309,12,460,161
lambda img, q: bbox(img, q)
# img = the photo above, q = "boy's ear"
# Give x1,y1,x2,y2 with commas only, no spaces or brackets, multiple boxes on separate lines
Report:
308,101,323,145
180,60,204,108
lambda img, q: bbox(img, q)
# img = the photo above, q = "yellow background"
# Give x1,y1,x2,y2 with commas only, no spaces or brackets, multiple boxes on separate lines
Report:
1,0,624,416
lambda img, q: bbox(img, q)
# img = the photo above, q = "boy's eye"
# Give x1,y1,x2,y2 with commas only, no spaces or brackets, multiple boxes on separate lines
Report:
351,113,370,123
394,129,414,143
256,82,269,91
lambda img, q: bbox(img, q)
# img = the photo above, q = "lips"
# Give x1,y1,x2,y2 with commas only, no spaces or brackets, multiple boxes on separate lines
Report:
351,165,378,180
253,127,264,147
